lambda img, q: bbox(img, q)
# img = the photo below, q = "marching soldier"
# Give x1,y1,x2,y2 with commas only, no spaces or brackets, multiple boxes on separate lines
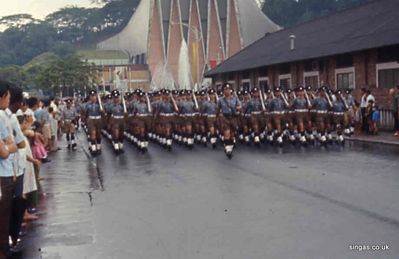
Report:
248,87,266,146
180,90,197,148
108,90,127,153
344,89,355,135
292,87,311,144
61,99,78,150
203,89,218,148
217,83,242,159
132,91,152,152
158,89,178,151
85,90,103,155
267,87,287,146
312,87,332,144
196,90,208,146
240,91,251,145
332,90,349,144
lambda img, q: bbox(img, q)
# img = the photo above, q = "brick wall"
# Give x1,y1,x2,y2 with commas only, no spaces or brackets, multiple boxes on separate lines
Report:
210,48,392,107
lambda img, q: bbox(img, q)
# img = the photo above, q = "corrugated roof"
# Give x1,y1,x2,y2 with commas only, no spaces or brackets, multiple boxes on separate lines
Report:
205,0,399,76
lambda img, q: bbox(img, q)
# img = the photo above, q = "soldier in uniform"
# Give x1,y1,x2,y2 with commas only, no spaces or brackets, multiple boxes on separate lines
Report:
172,90,183,144
108,90,127,153
132,91,152,152
196,90,208,146
343,89,355,135
102,94,113,141
151,91,162,144
248,87,266,146
61,99,78,150
158,89,178,151
267,87,287,145
285,89,297,143
239,91,251,145
292,87,311,144
217,83,242,158
203,89,218,148
312,87,332,144
180,90,197,148
85,90,103,155
332,90,349,144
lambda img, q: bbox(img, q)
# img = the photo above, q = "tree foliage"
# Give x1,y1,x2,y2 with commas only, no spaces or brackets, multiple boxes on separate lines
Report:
263,0,369,28
0,0,140,67
0,54,100,96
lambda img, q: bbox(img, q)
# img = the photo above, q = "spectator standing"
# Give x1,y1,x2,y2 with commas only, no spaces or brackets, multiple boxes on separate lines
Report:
389,85,399,136
39,99,52,149
7,86,29,252
360,88,368,133
0,81,18,258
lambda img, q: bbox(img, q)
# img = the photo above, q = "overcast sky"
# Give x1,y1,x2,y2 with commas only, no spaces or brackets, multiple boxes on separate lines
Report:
0,0,102,19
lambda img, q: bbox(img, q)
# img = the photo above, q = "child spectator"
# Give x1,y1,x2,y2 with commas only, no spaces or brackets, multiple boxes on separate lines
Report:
17,113,40,221
370,105,380,135
31,122,50,163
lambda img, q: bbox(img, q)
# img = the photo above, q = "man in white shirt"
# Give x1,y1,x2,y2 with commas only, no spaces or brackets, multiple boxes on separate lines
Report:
6,85,28,253
0,81,18,258
366,89,375,104
360,88,369,132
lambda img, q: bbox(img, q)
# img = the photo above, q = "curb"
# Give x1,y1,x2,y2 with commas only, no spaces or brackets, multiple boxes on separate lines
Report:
346,137,399,146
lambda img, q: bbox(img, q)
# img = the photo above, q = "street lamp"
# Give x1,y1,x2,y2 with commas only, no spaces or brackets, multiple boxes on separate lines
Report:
171,22,203,90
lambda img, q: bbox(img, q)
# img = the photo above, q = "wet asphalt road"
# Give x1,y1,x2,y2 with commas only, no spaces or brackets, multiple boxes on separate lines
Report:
20,133,399,259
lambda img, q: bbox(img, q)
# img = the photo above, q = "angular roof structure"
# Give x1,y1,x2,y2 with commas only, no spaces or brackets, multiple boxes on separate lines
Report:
97,0,280,85
205,0,399,76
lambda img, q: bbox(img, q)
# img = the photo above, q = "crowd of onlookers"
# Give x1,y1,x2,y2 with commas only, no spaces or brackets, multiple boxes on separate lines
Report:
357,85,399,137
0,80,64,258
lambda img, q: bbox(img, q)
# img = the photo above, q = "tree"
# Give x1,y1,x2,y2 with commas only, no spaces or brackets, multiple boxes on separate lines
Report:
35,54,100,96
0,14,40,28
263,0,369,28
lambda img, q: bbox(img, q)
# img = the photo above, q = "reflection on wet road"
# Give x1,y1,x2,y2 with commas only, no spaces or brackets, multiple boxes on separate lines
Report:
20,134,399,259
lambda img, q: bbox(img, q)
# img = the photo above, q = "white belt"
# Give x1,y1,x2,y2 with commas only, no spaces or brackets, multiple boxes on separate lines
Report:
137,114,151,117
271,111,285,114
160,113,174,117
64,119,73,122
333,112,344,115
89,116,101,119
112,115,124,119
184,113,196,117
244,114,251,117
252,111,262,115
207,114,217,118
295,109,308,113
316,111,328,114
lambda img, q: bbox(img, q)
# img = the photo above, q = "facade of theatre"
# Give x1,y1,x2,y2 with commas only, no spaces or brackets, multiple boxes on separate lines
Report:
205,0,399,107
97,0,280,89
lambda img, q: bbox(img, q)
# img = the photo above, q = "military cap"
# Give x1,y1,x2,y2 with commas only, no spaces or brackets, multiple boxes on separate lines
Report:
186,90,193,95
222,83,232,90
274,87,281,92
296,86,305,92
172,90,179,95
208,89,216,95
251,87,259,93
89,90,97,96
111,90,120,97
